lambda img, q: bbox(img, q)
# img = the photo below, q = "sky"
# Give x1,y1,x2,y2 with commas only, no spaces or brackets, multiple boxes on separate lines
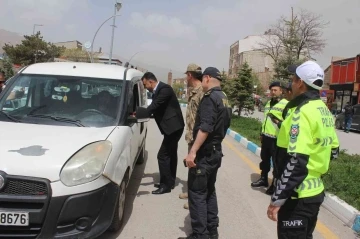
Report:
1,0,360,80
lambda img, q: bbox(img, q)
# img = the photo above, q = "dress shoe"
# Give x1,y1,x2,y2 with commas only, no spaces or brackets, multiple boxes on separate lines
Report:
154,183,175,189
251,176,268,187
209,232,219,239
178,233,208,239
152,187,171,195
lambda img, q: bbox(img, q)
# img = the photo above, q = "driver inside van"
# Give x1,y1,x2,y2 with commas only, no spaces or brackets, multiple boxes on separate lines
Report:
97,90,116,118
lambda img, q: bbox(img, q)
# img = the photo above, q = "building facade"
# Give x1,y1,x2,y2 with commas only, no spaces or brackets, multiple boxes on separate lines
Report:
168,71,172,85
228,35,277,91
329,55,360,109
54,40,83,50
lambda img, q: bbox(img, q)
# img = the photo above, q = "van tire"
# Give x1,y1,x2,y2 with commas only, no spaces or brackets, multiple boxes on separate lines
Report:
136,142,145,165
108,179,126,232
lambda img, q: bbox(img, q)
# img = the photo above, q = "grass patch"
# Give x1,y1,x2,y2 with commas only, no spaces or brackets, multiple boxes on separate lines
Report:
230,116,262,146
231,116,360,210
322,151,360,210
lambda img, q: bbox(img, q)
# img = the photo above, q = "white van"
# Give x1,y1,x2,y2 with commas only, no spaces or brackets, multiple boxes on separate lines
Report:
146,89,152,106
0,62,150,238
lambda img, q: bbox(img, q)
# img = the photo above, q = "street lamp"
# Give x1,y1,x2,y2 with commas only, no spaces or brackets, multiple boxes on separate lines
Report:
90,14,122,63
124,51,145,67
109,1,122,65
33,24,43,35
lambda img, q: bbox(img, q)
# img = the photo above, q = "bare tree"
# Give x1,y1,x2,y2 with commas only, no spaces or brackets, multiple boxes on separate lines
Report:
257,8,328,61
294,8,328,59
257,33,283,63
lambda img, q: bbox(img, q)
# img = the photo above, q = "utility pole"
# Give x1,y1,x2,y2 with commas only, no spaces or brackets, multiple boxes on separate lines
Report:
108,1,122,65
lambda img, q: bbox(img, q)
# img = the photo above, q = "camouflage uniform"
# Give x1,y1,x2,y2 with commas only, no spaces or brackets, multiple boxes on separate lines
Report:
180,64,203,208
186,85,204,152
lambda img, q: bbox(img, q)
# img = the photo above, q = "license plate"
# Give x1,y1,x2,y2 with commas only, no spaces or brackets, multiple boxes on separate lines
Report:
0,212,29,226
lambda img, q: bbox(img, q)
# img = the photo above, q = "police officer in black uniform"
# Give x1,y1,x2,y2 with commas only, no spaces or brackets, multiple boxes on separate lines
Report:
178,67,231,239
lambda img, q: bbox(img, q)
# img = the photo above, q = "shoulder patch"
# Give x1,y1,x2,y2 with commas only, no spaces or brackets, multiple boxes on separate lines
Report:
222,98,229,107
290,124,299,139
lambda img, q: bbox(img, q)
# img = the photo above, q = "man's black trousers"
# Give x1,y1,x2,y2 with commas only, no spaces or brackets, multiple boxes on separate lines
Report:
157,128,183,188
188,145,222,237
277,192,325,239
260,135,276,176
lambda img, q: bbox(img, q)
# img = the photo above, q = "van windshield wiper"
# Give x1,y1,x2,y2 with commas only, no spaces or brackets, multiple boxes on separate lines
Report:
0,111,21,122
27,105,47,115
27,114,85,127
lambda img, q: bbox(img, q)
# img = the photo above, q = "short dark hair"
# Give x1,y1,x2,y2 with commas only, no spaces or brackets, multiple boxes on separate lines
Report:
295,74,322,91
188,71,202,81
304,79,322,91
0,71,5,76
142,72,157,82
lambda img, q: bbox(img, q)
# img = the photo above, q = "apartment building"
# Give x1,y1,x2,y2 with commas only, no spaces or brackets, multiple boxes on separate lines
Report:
53,40,83,50
228,35,277,77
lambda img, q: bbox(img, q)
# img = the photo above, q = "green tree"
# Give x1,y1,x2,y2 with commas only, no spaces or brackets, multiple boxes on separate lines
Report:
219,73,233,107
220,72,230,96
2,31,65,65
228,62,254,116
0,59,15,79
172,82,182,98
251,73,265,96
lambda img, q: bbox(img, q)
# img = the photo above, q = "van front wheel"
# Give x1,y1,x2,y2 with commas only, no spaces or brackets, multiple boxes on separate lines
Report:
108,179,126,232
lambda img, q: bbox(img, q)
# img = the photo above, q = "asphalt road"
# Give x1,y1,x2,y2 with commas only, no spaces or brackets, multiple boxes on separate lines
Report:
99,109,356,239
245,109,360,155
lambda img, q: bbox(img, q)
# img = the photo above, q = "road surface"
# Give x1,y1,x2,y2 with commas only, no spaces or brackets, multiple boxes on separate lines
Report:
99,109,356,239
244,109,360,155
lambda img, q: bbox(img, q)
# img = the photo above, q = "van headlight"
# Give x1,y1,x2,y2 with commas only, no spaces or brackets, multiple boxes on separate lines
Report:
60,141,112,186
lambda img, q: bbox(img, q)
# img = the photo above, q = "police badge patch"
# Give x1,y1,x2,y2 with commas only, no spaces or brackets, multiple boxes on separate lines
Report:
290,124,299,139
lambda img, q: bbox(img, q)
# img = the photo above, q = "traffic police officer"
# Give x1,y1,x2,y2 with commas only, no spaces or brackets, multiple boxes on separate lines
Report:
267,61,340,239
251,81,287,195
179,67,231,239
264,82,290,195
268,82,293,195
281,82,293,102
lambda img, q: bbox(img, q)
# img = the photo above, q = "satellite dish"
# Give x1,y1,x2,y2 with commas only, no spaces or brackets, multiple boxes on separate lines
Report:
84,41,91,49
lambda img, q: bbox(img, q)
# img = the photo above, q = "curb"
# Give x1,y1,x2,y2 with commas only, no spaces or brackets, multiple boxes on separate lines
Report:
180,103,360,234
226,128,261,157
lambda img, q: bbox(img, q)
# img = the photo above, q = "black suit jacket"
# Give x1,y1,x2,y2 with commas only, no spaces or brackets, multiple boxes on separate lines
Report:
147,81,185,135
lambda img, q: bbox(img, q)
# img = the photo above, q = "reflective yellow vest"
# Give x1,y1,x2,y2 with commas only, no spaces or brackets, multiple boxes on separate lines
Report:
261,99,288,138
277,106,295,148
283,99,339,198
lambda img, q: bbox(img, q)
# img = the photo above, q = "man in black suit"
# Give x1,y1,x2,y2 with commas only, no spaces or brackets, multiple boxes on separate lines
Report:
142,72,185,195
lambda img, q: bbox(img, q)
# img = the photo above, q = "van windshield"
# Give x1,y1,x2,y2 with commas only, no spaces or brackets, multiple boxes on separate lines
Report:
0,74,123,127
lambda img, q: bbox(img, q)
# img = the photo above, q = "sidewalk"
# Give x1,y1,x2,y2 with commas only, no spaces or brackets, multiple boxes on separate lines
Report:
243,109,360,155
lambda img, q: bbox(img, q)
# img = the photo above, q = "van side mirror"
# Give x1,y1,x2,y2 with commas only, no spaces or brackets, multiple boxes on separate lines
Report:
127,107,150,124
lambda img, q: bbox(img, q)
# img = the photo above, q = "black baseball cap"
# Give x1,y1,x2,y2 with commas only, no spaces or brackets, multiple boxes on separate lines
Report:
202,67,222,81
287,64,299,74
